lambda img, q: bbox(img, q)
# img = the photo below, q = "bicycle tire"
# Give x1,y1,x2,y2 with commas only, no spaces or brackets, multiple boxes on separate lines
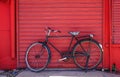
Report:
72,38,103,70
25,42,51,72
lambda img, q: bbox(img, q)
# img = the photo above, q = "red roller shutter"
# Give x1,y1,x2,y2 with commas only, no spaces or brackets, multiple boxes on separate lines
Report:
110,0,120,71
112,0,120,44
16,0,103,68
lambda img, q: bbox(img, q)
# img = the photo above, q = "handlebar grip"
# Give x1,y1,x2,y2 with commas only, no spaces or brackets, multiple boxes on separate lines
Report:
58,30,61,33
47,27,51,30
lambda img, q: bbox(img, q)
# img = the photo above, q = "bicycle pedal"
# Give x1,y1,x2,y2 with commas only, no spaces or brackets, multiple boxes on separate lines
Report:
58,57,67,62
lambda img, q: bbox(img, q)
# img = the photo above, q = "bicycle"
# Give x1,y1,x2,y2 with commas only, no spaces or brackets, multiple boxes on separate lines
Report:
25,27,103,72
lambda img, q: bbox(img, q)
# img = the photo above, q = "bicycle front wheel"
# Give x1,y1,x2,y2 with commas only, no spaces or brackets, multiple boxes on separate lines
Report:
25,42,51,72
73,39,103,70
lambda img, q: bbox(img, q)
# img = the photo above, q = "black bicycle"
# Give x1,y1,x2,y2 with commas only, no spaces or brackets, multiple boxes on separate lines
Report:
25,27,103,72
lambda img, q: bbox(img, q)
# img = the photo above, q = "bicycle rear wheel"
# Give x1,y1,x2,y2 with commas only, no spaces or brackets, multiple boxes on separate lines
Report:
25,42,51,72
73,39,103,70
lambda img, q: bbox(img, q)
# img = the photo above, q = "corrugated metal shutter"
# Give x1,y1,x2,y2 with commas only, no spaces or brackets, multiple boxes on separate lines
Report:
112,0,120,44
16,0,103,68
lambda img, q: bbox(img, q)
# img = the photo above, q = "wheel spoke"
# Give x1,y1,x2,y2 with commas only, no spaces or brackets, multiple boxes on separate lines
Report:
25,42,50,72
73,39,102,70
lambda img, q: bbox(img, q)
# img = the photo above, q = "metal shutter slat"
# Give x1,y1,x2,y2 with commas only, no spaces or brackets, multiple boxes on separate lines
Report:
112,0,120,44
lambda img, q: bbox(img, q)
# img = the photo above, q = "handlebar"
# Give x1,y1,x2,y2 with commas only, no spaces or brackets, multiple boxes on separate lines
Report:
47,27,61,33
45,27,61,36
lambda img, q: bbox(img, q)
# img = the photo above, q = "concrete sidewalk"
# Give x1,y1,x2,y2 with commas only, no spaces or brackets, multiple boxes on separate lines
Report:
16,70,120,77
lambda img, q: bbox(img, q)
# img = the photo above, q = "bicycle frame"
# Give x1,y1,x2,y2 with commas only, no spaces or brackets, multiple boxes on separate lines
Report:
43,34,93,57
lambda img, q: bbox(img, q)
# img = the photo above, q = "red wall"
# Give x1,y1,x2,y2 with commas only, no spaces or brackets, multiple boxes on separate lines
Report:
0,1,16,70
0,0,120,71
110,0,120,71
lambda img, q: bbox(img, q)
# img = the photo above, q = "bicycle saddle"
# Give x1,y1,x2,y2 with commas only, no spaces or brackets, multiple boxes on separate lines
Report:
69,32,80,36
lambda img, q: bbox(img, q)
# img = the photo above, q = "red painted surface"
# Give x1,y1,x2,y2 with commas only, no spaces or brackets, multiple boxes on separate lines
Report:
0,0,120,71
112,0,120,44
16,0,103,68
110,0,120,71
102,0,110,70
10,0,16,59
0,0,16,70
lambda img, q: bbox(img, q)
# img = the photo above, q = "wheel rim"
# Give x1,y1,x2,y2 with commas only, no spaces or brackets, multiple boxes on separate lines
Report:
25,43,49,72
73,40,102,69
